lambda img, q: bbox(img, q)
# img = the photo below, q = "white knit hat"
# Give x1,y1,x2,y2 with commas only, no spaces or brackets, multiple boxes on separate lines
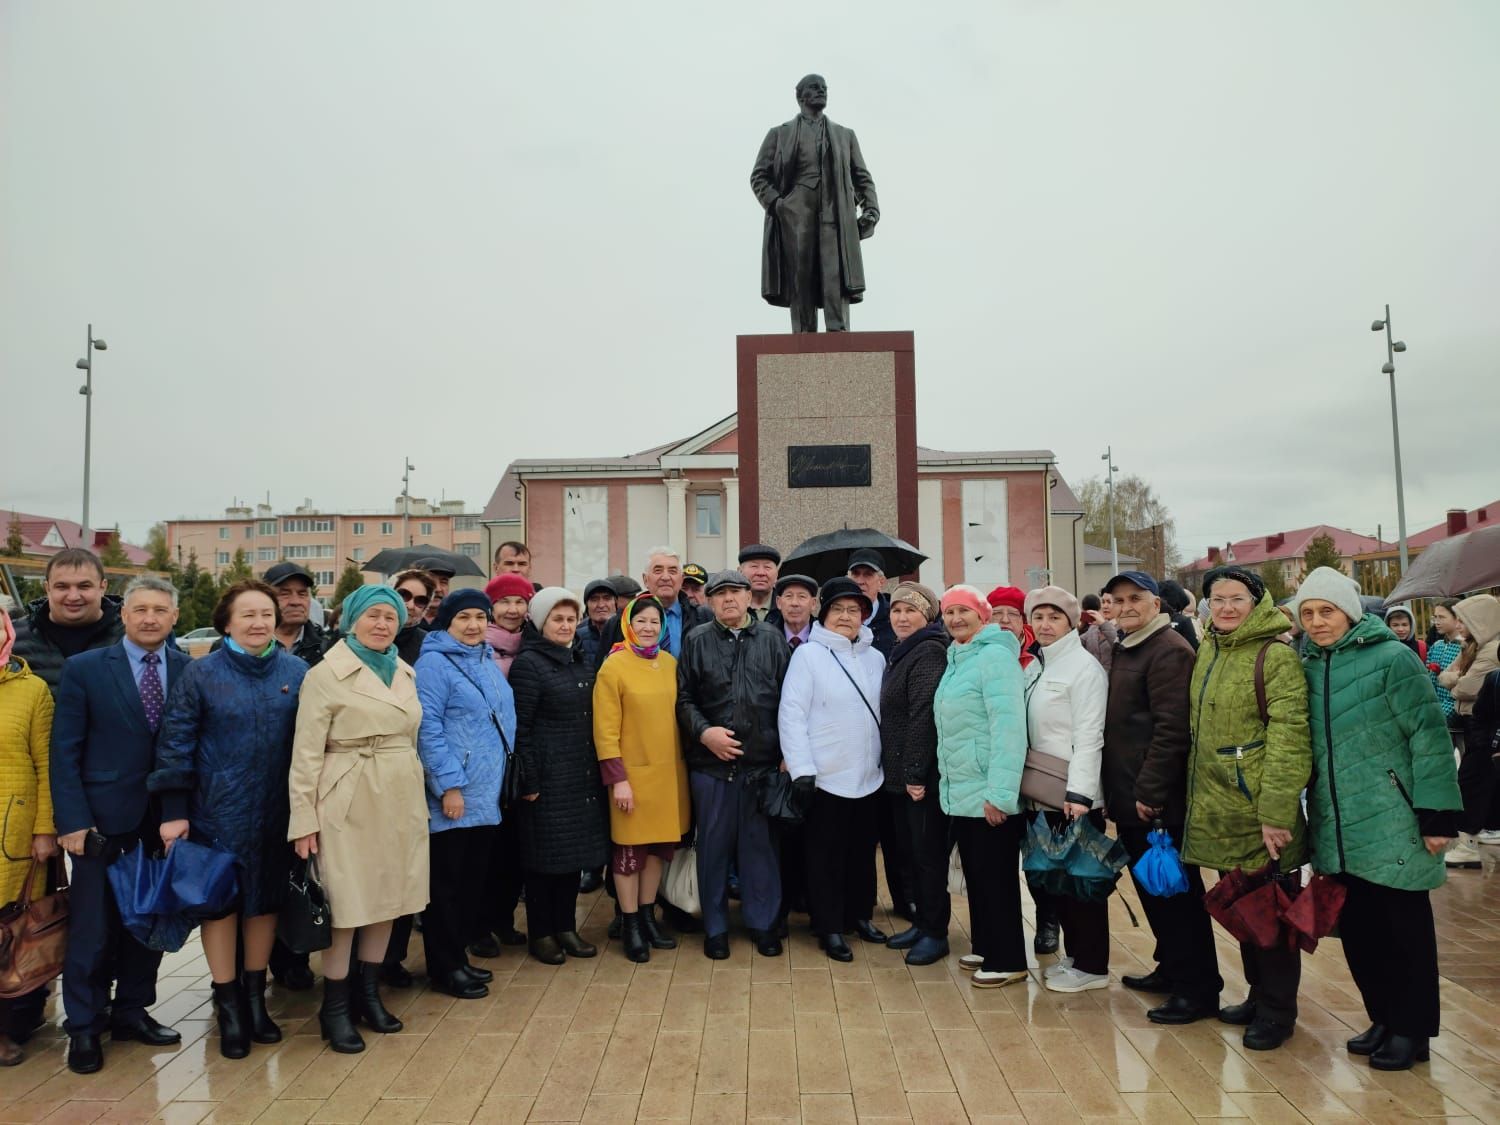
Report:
1292,567,1364,626
528,586,582,628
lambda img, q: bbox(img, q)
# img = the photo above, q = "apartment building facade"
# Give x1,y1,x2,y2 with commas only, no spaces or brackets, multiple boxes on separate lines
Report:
165,498,481,601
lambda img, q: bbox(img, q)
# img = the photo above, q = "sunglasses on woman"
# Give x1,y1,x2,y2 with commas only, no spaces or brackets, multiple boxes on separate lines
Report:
396,589,431,609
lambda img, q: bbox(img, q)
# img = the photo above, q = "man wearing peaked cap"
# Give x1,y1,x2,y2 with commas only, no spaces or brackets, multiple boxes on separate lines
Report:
681,563,709,606
846,549,895,659
738,544,782,627
774,574,819,647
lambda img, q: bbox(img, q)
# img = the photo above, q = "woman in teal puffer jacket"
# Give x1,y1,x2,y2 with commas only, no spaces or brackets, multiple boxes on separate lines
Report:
934,585,1027,989
1295,568,1461,1073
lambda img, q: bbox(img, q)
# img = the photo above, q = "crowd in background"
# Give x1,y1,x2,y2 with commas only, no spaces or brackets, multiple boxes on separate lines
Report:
1,533,1494,1078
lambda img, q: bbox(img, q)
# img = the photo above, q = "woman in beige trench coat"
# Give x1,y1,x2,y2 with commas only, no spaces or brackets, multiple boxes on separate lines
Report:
289,585,429,1054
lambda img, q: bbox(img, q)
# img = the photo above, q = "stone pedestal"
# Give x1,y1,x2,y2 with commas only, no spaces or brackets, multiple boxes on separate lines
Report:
736,332,918,556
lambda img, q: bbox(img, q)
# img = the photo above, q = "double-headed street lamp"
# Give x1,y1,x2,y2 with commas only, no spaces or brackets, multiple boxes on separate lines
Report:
74,324,108,547
1370,305,1409,571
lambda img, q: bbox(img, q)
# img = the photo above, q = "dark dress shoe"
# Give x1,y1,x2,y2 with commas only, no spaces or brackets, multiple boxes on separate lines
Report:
905,935,950,966
851,919,887,944
529,937,566,966
1033,919,1060,956
67,1032,104,1074
703,933,730,960
751,930,783,957
1122,969,1172,994
468,934,502,959
499,927,529,946
381,963,415,989
109,1014,181,1046
887,926,923,951
818,934,854,963
1218,1000,1257,1026
460,962,494,984
638,903,677,950
579,869,604,894
0,1034,21,1067
1346,1023,1388,1056
1147,996,1218,1026
1243,1020,1294,1051
273,962,316,992
557,931,598,958
1370,1034,1429,1071
431,970,489,999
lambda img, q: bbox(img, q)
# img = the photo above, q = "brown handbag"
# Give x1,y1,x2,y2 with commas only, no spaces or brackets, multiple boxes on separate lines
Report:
1019,750,1071,811
0,856,70,998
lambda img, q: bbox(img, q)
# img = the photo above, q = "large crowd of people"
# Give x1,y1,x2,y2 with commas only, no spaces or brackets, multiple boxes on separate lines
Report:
0,536,1490,1078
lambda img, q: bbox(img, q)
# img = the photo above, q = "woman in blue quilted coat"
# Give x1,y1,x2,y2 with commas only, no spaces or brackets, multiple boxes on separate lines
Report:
933,585,1028,989
150,580,308,1060
1295,567,1462,1073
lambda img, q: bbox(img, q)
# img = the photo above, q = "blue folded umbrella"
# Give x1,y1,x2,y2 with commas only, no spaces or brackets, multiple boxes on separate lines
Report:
1022,813,1129,903
1132,826,1191,898
107,839,239,952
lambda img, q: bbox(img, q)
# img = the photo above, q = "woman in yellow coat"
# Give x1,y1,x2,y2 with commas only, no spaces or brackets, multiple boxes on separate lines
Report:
594,596,690,962
0,613,57,1066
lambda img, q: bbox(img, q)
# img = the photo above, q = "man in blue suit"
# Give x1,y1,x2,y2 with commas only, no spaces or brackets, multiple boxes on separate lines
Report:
51,575,188,1074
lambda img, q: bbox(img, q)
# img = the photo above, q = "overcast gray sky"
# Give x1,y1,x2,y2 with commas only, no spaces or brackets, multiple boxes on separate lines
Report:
5,2,1497,562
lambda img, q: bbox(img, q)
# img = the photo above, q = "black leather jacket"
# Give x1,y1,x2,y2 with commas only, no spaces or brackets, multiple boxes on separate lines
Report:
676,616,790,778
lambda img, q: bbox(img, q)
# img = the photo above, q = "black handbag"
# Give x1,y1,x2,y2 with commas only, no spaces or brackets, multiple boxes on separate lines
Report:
757,770,814,824
277,857,332,954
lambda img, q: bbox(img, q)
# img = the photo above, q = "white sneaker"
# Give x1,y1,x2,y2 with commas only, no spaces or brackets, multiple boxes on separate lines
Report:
971,969,1027,989
1476,829,1500,846
1043,956,1075,979
958,954,984,971
1446,839,1482,868
1045,967,1109,993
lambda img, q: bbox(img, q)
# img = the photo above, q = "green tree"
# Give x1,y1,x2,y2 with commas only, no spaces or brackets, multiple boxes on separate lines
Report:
174,551,204,631
99,528,132,568
145,522,174,571
1301,533,1344,577
1258,560,1291,604
218,548,254,589
331,562,366,609
5,512,24,558
1077,474,1181,574
191,570,220,632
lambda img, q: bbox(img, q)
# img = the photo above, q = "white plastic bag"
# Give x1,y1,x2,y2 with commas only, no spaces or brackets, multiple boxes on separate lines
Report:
661,846,701,917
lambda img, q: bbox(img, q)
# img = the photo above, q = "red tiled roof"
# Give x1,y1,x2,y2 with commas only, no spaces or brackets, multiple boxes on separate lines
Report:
1407,501,1500,549
1183,525,1389,572
3,509,151,565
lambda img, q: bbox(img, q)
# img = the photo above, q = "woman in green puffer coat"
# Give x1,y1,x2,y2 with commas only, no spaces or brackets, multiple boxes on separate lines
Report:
1294,567,1462,1073
1184,567,1310,1053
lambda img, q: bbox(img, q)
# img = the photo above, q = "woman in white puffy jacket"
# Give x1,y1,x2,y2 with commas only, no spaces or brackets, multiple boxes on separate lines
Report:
1022,585,1111,994
778,577,888,962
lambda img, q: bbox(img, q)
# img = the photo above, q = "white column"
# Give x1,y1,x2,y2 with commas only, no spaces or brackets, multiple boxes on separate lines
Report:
665,477,688,556
723,478,740,560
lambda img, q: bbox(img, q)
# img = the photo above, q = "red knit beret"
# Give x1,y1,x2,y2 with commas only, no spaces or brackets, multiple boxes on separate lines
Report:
986,585,1026,613
485,573,535,604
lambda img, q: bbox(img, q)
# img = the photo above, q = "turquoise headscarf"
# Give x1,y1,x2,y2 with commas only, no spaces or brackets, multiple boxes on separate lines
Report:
341,585,408,686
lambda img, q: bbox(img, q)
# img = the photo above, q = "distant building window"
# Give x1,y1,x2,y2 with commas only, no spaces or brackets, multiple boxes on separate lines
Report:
454,515,479,531
313,570,335,586
352,522,365,536
420,522,433,536
218,527,230,540
458,542,481,557
352,548,365,562
380,521,393,536
283,518,334,533
216,551,231,565
256,548,277,562
244,526,253,539
284,544,335,559
696,493,722,537
258,520,276,536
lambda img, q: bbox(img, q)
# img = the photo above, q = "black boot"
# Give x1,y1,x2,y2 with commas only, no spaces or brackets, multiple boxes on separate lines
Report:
212,980,250,1060
1346,1023,1388,1056
319,977,366,1054
638,902,677,950
557,931,598,958
1370,1034,1429,1071
620,912,650,963
242,970,282,1044
354,962,403,1033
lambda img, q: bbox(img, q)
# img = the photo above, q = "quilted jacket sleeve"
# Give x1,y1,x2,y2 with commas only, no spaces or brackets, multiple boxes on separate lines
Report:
1133,640,1194,811
415,654,467,797
1064,658,1108,804
509,653,544,796
148,660,205,823
29,680,55,836
980,651,1027,814
1257,644,1312,831
902,644,947,785
1389,648,1462,812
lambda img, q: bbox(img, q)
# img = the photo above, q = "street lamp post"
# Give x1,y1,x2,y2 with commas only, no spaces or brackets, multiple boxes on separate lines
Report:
401,458,416,546
74,324,108,547
1370,305,1409,572
1101,447,1119,574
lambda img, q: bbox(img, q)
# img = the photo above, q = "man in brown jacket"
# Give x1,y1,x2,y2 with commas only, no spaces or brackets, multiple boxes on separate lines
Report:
1101,572,1222,1025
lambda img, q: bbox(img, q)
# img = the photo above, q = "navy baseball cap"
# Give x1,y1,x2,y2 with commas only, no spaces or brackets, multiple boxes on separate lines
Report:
1104,571,1160,596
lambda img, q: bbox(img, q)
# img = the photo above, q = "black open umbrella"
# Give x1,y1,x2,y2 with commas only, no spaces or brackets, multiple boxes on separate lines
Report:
783,529,927,585
1385,525,1500,603
361,545,485,578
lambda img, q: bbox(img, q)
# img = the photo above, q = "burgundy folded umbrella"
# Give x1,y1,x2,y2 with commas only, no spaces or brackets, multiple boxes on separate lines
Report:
1280,873,1347,953
1204,860,1305,951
